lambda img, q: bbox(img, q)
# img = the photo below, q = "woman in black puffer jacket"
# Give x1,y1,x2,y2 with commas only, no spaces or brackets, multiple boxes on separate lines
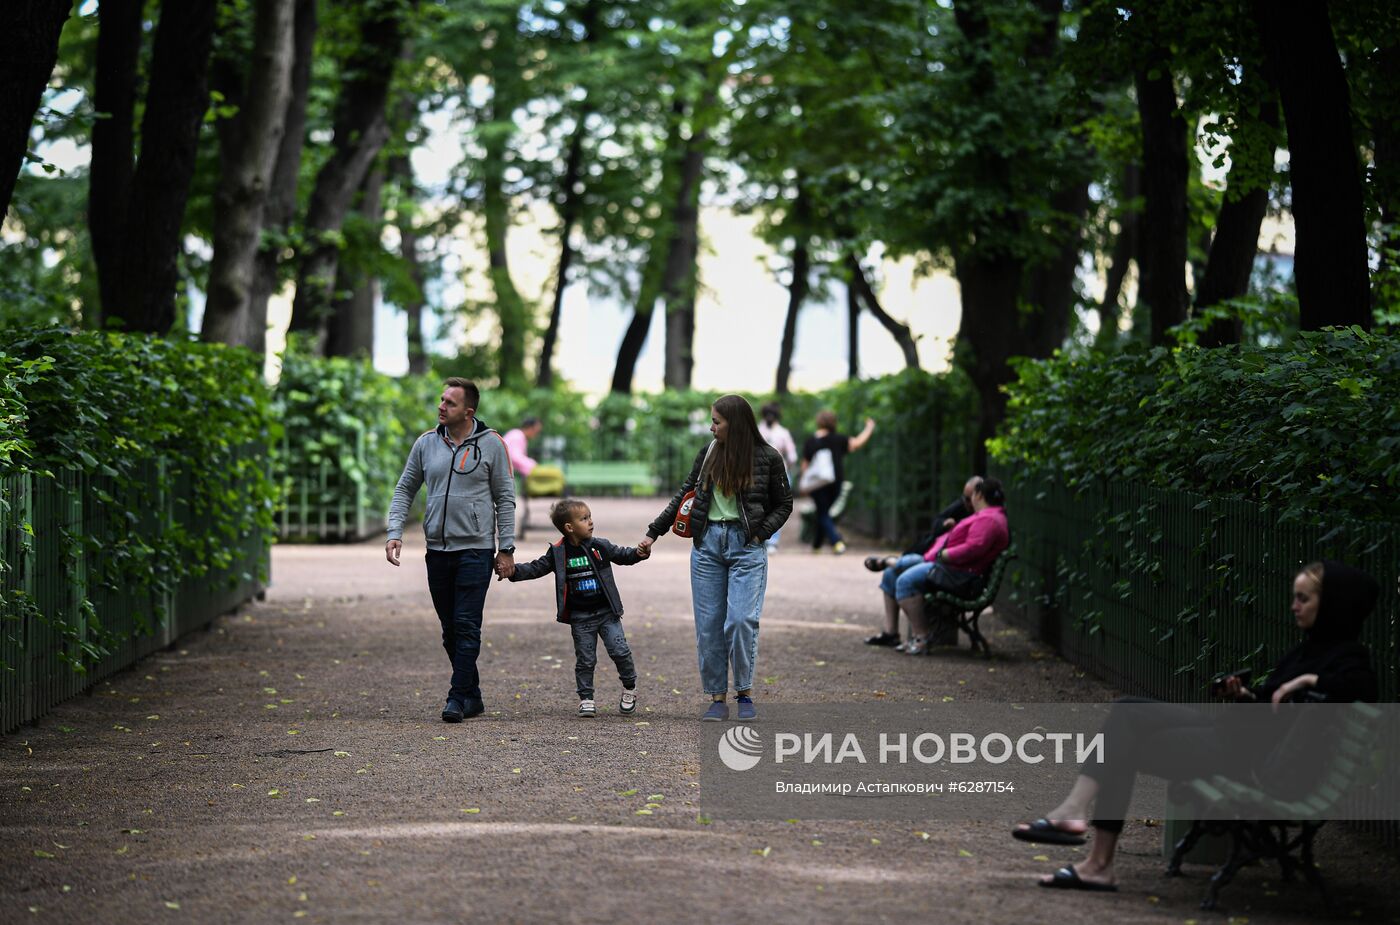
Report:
638,395,793,722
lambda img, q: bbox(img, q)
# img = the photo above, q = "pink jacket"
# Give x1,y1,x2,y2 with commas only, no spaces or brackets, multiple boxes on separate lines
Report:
925,506,1009,575
502,428,537,476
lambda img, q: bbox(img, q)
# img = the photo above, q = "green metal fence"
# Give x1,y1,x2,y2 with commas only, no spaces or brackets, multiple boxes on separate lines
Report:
841,411,978,547
997,472,1400,845
997,472,1399,703
1,461,268,734
276,429,386,541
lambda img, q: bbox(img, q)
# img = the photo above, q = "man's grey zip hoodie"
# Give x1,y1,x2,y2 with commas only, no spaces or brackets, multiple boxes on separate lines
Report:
387,418,516,551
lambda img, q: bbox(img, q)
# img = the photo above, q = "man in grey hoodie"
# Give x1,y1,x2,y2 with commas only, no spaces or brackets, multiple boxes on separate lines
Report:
385,377,517,722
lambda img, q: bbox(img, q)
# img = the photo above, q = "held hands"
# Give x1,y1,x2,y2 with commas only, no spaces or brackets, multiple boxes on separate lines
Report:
494,551,515,581
637,536,654,557
385,539,402,567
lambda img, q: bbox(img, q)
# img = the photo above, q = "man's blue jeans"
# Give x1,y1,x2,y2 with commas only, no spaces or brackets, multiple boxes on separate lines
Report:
425,548,493,707
691,522,768,695
880,553,933,599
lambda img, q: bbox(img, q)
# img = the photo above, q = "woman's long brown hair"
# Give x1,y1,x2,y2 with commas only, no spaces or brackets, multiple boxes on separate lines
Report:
710,394,761,495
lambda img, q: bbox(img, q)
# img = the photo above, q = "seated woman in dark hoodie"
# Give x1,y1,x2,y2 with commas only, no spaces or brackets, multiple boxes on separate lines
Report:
1011,560,1380,892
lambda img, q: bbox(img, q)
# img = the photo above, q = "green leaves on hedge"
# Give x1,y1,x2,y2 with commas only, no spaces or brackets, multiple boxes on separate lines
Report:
991,329,1400,521
0,326,278,667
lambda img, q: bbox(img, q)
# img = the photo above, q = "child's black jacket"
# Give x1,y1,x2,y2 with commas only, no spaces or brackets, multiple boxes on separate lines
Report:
508,536,643,623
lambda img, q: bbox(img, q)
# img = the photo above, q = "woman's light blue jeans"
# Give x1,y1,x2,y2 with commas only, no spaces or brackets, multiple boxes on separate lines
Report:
691,522,768,695
880,553,933,600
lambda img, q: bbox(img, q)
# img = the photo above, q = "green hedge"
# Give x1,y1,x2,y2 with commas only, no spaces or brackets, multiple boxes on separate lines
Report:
0,325,278,669
990,328,1400,522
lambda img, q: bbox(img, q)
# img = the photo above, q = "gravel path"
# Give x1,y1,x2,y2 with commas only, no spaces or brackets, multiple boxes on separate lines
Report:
3,498,1396,924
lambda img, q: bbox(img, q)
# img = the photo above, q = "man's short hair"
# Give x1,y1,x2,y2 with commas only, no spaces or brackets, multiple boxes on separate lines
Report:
443,377,479,411
521,416,541,429
550,498,589,533
815,409,838,431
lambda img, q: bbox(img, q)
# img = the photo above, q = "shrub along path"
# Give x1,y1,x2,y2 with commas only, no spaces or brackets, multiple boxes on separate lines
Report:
3,498,1397,924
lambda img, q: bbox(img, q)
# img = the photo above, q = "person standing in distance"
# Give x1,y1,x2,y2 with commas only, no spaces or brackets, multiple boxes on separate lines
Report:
386,377,517,722
757,402,798,555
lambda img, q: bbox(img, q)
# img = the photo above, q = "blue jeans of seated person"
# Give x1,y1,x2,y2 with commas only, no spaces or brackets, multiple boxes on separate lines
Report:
425,548,494,707
880,553,934,600
570,606,637,699
692,522,768,695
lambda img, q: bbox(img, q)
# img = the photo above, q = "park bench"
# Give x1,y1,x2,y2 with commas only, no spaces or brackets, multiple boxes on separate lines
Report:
922,544,1016,657
1165,700,1383,911
562,460,656,496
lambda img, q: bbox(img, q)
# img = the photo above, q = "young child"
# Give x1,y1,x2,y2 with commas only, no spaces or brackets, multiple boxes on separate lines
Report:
508,499,649,717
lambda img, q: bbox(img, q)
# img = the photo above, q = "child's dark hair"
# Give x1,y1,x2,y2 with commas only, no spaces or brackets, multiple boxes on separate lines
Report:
550,498,589,532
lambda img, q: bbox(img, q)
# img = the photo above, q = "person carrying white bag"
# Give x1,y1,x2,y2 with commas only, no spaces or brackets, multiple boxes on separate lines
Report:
799,410,875,554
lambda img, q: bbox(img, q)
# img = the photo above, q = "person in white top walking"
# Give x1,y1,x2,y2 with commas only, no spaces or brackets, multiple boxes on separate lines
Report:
757,403,798,554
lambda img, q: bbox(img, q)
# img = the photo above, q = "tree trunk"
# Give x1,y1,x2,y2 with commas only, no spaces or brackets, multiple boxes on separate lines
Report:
847,273,860,380
97,0,218,334
390,154,429,375
610,238,666,394
324,164,384,358
1134,66,1189,347
0,0,70,217
1253,0,1370,330
660,120,705,391
1195,88,1279,349
1098,162,1141,347
845,254,919,369
611,100,686,395
88,0,143,325
246,0,317,356
537,112,587,389
955,251,1022,474
203,0,295,349
289,0,405,341
1025,181,1091,356
774,230,809,395
537,0,599,389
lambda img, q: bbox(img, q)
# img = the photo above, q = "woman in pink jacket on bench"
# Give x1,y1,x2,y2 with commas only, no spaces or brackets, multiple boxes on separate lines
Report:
867,476,1010,655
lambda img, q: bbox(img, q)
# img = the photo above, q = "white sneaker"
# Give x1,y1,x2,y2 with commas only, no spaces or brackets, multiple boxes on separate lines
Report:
619,691,637,715
577,699,596,718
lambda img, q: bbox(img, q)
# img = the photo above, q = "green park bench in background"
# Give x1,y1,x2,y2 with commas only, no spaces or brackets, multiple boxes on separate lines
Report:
924,544,1016,657
562,461,657,497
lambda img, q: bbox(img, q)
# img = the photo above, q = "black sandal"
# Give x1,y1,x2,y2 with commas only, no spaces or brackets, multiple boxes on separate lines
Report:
863,632,901,647
864,555,890,573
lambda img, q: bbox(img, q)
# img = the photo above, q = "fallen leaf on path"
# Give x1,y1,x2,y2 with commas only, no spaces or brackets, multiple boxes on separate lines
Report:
957,848,974,858
33,849,56,859
333,751,349,758
462,808,480,814
752,846,771,857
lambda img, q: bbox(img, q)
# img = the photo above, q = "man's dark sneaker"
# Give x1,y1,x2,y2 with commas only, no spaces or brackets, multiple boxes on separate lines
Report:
701,701,729,722
735,696,757,722
864,632,901,647
441,700,465,723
